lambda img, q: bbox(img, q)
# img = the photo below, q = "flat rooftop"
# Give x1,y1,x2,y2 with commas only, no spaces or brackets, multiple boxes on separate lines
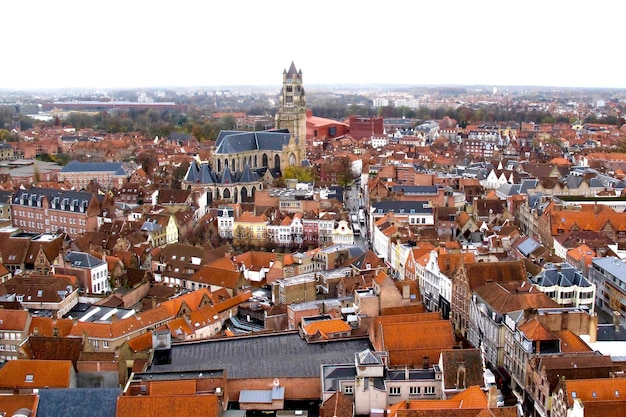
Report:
147,332,371,379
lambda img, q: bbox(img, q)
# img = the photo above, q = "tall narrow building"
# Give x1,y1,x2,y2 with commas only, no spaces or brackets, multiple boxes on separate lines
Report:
275,61,307,145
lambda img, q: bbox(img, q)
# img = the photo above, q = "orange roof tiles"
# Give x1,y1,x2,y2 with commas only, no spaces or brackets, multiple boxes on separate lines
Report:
0,309,30,330
564,378,626,404
116,394,220,417
371,316,454,368
303,318,351,338
0,394,39,417
29,317,75,337
0,359,74,389
149,379,197,396
128,331,154,352
388,386,488,417
475,281,559,314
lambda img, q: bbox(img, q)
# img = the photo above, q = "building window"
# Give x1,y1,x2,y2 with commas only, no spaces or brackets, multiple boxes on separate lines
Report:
389,386,401,396
103,340,109,349
425,386,435,395
344,385,353,395
409,386,421,395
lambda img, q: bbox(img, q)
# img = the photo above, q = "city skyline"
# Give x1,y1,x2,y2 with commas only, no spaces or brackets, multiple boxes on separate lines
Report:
3,0,625,91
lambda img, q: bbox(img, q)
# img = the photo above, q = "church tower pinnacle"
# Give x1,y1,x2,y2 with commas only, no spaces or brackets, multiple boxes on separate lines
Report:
275,61,307,146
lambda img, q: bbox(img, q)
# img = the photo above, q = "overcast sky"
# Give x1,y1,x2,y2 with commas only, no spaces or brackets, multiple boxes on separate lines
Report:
3,0,624,90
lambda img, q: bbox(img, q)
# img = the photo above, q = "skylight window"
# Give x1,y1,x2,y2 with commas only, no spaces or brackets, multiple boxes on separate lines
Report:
25,374,34,383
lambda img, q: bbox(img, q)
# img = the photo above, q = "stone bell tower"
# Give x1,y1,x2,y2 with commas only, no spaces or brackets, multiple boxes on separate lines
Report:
275,61,307,147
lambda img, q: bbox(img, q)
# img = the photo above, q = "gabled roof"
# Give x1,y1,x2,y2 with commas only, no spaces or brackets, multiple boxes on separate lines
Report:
0,309,30,330
191,264,243,289
465,261,527,291
65,251,105,268
21,335,84,366
475,281,560,314
563,378,626,406
302,318,352,339
387,385,489,416
371,315,454,368
320,391,353,417
0,359,74,389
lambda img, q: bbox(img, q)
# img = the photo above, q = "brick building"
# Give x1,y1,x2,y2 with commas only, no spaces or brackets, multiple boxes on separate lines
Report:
58,160,133,190
11,187,106,238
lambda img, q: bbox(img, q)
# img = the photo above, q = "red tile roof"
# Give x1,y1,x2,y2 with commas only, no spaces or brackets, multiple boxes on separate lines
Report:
115,394,220,417
0,359,74,389
0,394,39,416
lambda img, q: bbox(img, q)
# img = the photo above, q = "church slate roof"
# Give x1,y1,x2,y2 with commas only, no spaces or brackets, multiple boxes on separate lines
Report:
184,160,199,183
214,130,291,154
200,163,218,183
286,61,298,76
220,168,235,185
237,164,260,183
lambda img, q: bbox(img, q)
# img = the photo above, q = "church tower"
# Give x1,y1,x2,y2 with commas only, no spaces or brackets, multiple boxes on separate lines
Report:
275,61,307,146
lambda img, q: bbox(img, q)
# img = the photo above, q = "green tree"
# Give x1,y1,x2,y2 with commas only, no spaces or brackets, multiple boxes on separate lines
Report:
282,166,318,182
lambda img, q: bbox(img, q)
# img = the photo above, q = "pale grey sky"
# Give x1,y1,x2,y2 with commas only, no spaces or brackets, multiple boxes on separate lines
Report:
3,0,624,90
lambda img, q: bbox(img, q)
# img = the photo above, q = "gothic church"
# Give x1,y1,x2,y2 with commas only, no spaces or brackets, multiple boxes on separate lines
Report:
182,62,307,203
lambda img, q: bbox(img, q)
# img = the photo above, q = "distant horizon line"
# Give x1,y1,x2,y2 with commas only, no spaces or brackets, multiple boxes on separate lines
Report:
1,82,625,93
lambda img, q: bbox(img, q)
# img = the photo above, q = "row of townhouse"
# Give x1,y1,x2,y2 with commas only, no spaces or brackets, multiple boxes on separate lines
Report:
11,188,105,238
369,201,435,263
219,206,354,248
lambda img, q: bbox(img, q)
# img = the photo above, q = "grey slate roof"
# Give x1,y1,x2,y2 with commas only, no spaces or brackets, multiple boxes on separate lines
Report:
37,388,121,417
220,168,236,185
12,187,103,212
237,164,260,183
592,257,626,282
517,237,540,257
214,130,291,154
66,251,105,268
532,263,591,287
371,200,432,214
391,185,438,195
60,160,128,175
168,132,193,144
147,332,371,379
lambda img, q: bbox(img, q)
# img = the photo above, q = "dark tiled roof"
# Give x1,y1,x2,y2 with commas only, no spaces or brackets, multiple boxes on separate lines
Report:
215,130,291,154
12,187,103,211
60,160,128,175
147,332,370,379
237,164,260,183
372,200,432,214
37,388,121,417
65,251,105,268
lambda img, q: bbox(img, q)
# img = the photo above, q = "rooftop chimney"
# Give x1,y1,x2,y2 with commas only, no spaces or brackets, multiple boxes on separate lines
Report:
456,360,467,389
589,313,598,344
